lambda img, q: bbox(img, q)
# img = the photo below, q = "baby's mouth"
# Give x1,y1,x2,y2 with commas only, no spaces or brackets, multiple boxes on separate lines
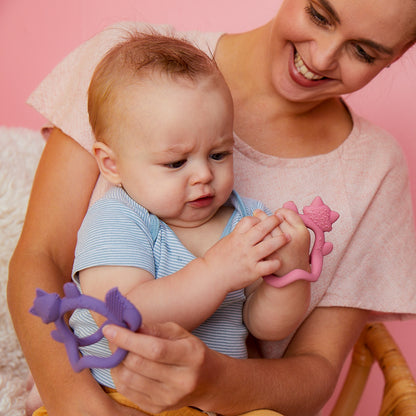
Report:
188,195,214,208
294,51,325,81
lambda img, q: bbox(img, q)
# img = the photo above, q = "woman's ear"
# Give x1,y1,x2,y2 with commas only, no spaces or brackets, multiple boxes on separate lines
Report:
93,141,122,185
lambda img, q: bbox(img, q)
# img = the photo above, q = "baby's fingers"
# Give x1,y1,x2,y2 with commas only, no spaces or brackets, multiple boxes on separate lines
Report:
253,209,269,221
234,214,281,245
253,209,283,226
249,214,285,245
274,207,305,227
254,209,287,240
233,215,261,234
257,258,281,277
275,208,310,246
255,231,288,258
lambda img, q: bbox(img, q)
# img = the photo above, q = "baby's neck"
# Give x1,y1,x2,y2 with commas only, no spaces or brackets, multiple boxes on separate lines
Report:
169,205,234,258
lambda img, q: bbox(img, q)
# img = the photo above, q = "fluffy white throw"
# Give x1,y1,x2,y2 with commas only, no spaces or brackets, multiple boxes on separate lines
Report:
0,127,45,416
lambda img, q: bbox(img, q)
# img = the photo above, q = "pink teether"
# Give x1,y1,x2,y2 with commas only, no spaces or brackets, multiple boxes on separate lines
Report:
263,196,339,288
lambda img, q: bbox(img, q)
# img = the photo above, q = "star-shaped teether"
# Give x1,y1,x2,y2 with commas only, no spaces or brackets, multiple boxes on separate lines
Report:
263,196,339,288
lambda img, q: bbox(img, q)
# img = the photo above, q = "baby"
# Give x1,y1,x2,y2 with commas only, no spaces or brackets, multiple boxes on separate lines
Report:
29,31,311,415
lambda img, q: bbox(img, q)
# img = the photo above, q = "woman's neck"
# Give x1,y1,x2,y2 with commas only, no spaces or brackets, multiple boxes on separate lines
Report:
215,25,353,158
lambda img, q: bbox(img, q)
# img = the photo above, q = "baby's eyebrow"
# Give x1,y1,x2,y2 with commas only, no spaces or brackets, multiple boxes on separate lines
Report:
160,143,192,155
217,135,235,147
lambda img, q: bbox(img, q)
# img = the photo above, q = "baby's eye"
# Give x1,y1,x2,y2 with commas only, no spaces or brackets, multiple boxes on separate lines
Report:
305,4,330,27
352,43,376,64
210,152,230,161
165,159,186,169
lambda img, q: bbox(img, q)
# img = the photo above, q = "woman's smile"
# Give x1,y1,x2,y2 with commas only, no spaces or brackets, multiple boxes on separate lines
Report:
288,46,330,88
294,50,324,80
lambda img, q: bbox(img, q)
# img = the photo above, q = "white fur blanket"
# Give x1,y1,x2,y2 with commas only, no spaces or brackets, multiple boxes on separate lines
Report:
0,127,45,416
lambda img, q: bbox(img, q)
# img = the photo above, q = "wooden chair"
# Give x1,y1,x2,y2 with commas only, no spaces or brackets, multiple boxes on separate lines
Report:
330,322,416,415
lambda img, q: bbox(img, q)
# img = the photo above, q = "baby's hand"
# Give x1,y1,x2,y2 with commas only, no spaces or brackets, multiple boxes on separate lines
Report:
254,208,310,276
202,213,289,292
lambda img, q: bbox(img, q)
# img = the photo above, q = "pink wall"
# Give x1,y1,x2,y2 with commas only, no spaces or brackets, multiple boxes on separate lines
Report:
1,1,415,413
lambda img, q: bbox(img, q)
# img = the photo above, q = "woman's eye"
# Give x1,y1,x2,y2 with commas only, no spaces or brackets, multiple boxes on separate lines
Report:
305,4,330,27
165,160,186,169
353,43,376,64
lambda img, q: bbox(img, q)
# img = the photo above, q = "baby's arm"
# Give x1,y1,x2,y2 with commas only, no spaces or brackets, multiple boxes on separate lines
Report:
244,208,311,340
79,213,288,332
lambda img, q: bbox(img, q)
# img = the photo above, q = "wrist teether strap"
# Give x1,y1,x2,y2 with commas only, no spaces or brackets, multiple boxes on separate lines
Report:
263,197,339,288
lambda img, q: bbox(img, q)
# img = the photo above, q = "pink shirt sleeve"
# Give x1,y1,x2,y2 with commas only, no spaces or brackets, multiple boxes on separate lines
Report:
28,22,174,152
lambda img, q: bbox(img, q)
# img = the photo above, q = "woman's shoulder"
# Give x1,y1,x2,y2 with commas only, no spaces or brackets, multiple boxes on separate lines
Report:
343,110,407,171
339,111,411,220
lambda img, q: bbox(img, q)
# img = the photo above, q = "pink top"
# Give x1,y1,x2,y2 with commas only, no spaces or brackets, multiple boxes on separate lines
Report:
28,21,416,358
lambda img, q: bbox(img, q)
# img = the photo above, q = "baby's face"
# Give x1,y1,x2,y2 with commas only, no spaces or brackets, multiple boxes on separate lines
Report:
110,74,235,228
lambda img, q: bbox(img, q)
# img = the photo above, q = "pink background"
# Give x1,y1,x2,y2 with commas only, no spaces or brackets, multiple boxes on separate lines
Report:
1,0,415,413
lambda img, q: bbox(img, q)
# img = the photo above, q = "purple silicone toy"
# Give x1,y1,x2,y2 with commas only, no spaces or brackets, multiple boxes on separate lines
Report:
263,196,339,288
30,282,142,372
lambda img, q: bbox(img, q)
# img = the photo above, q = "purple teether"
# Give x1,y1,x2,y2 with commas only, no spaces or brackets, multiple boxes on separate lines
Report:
263,196,339,288
30,282,142,372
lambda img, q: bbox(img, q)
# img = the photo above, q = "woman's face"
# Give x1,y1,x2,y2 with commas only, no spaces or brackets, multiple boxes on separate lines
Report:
268,0,416,103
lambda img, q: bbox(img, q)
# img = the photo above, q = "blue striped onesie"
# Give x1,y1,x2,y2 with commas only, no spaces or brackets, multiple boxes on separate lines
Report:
70,186,270,388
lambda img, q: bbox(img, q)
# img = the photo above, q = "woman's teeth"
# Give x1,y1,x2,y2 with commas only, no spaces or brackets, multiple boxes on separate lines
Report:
294,52,324,80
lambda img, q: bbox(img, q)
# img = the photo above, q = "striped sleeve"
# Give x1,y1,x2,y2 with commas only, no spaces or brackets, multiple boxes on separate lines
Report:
72,197,156,279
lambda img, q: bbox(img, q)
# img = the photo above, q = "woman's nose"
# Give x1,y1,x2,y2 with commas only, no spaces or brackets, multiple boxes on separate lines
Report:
310,36,341,73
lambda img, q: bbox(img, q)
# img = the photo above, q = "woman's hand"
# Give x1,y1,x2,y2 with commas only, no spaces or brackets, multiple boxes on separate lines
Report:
104,322,220,414
104,307,370,416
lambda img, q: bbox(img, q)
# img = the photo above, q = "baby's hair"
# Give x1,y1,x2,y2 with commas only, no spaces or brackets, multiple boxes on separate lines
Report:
88,30,221,142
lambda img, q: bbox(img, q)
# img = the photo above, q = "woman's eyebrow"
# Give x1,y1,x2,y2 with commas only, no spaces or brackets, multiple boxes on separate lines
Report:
318,0,340,24
318,0,394,56
356,38,394,56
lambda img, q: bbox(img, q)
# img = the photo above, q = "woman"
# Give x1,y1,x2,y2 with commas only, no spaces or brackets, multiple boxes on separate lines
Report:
8,0,416,415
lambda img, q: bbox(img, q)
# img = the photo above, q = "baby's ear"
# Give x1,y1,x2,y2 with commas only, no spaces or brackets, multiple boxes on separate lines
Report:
93,142,122,185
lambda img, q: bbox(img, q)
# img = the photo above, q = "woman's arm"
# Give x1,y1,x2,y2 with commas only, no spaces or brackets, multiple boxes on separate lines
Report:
104,306,369,416
7,128,145,416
